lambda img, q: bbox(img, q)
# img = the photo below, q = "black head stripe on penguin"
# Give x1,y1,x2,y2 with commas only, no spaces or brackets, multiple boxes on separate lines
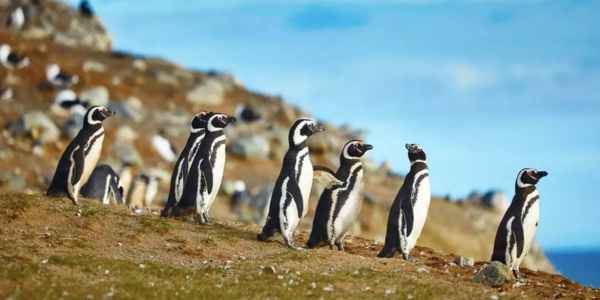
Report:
518,168,548,186
342,140,374,160
206,112,236,132
190,111,210,132
406,143,426,162
85,105,114,127
288,118,325,147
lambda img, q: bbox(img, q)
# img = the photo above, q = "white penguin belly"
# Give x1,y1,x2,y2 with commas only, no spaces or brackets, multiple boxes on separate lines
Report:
407,176,431,251
207,143,226,209
331,173,363,241
517,197,540,266
279,177,300,236
81,133,104,186
297,150,313,218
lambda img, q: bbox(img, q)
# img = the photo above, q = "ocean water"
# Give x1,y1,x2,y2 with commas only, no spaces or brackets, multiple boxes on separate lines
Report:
547,251,600,288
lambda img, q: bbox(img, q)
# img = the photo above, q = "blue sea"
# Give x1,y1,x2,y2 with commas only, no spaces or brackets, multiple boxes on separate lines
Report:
547,250,600,288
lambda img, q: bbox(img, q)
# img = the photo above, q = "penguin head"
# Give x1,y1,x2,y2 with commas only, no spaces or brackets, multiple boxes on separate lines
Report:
405,143,427,163
0,44,11,60
206,112,236,132
289,118,325,147
46,64,60,78
342,140,373,160
85,105,114,127
190,111,210,133
516,168,548,188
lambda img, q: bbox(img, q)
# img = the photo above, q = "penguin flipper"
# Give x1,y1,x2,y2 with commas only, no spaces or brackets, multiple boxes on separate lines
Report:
202,159,214,195
512,218,525,258
286,177,304,218
403,202,415,237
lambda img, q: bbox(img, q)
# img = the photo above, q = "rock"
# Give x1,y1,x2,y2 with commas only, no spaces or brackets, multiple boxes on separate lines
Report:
79,86,109,106
82,60,106,73
155,71,179,87
262,266,276,274
108,97,145,122
186,79,226,106
473,261,515,287
480,190,509,213
230,135,270,160
112,143,143,166
0,171,26,191
8,111,60,145
62,110,85,139
133,59,147,72
115,126,138,143
454,256,475,268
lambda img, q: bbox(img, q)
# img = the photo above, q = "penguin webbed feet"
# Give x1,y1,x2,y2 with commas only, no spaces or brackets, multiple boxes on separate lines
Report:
377,246,397,258
197,212,213,225
513,269,523,281
402,252,415,262
335,240,345,251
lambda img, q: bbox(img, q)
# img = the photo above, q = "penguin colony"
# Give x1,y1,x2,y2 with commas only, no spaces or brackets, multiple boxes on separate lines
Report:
1,6,546,275
43,103,547,279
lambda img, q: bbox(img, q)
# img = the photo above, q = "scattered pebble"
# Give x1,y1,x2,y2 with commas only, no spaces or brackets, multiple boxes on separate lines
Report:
323,284,334,292
310,282,317,289
384,288,395,296
417,267,429,274
139,264,145,269
489,295,499,300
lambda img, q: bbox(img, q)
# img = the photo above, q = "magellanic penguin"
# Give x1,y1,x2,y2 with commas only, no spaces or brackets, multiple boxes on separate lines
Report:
0,44,30,70
378,144,431,260
127,174,160,214
175,113,236,223
161,112,209,217
46,64,79,88
47,106,114,205
257,118,325,249
152,129,177,162
306,140,373,251
80,164,124,205
491,168,548,278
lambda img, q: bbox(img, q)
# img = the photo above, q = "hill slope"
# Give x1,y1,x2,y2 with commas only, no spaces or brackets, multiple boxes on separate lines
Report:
1,194,597,299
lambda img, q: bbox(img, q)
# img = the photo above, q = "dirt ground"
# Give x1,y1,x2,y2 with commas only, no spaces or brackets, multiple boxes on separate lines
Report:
1,193,597,300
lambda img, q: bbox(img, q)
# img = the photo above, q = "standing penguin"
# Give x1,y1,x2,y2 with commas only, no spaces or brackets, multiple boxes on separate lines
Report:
491,168,548,278
306,140,373,250
257,118,325,249
161,112,209,217
80,165,124,205
175,113,236,223
47,106,114,205
0,44,29,69
378,144,431,259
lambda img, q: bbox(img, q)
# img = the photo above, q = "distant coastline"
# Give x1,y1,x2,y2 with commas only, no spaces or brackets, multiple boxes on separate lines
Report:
547,249,600,288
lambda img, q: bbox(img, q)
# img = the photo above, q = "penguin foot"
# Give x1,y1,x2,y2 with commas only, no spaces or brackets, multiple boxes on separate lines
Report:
513,270,522,280
335,241,345,251
402,253,416,262
377,248,396,258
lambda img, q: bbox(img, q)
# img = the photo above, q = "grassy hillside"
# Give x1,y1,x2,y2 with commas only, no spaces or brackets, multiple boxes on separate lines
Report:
1,193,597,299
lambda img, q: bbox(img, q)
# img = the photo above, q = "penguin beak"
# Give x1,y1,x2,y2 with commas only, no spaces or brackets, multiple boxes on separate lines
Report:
102,108,115,118
536,171,548,178
362,144,374,152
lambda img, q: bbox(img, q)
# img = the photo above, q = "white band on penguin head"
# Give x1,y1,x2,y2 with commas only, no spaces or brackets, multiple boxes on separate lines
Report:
87,107,102,125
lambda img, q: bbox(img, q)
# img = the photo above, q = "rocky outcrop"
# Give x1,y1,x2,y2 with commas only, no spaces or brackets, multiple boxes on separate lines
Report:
0,0,111,51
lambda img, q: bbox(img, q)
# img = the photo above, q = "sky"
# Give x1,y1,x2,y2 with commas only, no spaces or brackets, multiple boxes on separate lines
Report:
66,0,600,250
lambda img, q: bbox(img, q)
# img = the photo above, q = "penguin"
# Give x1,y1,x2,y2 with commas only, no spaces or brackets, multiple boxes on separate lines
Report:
257,118,325,249
118,162,134,201
378,144,431,260
151,129,177,162
47,106,114,205
306,140,373,251
0,44,30,69
234,104,262,123
79,0,95,18
161,112,210,217
52,90,88,117
127,174,148,214
491,168,548,278
1,87,13,103
80,164,124,205
46,64,79,88
5,7,25,30
174,113,236,223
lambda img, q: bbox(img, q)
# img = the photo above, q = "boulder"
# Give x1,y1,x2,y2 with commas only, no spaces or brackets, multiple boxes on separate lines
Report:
8,111,60,145
108,97,145,122
454,256,475,268
480,190,509,213
186,78,226,106
82,60,107,73
79,86,109,106
230,135,270,160
0,171,26,191
473,261,515,287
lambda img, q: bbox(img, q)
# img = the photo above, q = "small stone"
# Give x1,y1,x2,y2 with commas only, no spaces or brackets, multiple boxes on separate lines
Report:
79,86,110,106
417,267,429,273
323,284,334,292
133,60,147,71
139,264,146,269
310,282,317,289
384,288,395,296
489,295,499,300
454,256,475,267
230,135,270,160
473,261,515,287
186,79,225,106
263,265,277,274
83,60,106,73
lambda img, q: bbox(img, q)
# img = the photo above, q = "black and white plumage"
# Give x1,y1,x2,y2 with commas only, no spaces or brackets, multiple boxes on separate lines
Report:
491,168,548,278
152,129,177,163
0,44,30,69
5,7,25,30
173,113,236,224
306,140,373,251
127,174,160,214
257,118,325,249
161,112,210,217
79,0,95,18
53,89,88,116
80,164,124,205
234,104,262,123
378,144,431,260
46,64,79,88
46,106,114,205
